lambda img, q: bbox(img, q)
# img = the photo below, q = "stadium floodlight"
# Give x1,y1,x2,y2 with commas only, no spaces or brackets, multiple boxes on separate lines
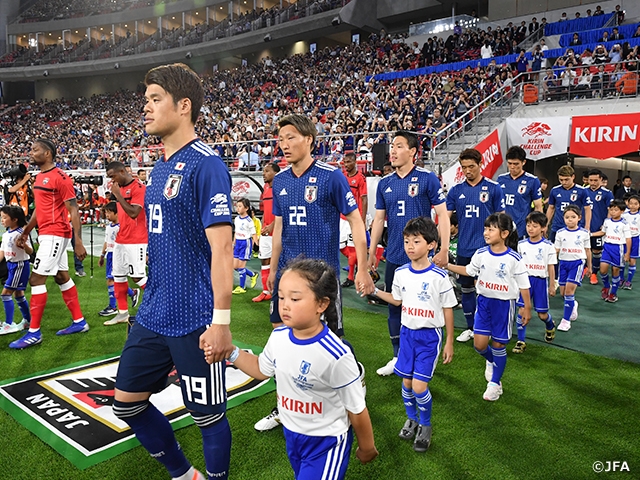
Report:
264,33,271,42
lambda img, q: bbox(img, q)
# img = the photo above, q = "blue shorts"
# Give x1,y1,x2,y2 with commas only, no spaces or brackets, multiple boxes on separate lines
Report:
105,252,114,280
233,238,252,261
456,255,475,288
473,295,514,344
558,259,585,286
115,322,227,414
283,426,352,480
394,326,443,382
626,236,639,259
601,243,624,268
517,276,549,312
5,260,30,291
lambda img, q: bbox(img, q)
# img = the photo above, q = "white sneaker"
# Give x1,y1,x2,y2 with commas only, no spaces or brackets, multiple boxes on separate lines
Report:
0,322,14,335
569,300,578,321
254,407,281,431
103,311,130,326
483,382,503,401
456,329,474,342
376,357,397,376
557,319,572,332
484,360,494,382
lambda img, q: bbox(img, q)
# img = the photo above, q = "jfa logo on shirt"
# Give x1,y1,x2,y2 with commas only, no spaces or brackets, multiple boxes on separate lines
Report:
408,183,419,197
517,184,527,194
417,282,431,302
495,263,507,279
479,191,489,203
299,360,311,375
163,174,183,200
304,186,317,203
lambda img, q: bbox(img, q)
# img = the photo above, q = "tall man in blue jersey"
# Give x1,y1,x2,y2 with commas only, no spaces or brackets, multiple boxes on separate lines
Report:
546,164,592,243
113,64,234,480
446,148,505,343
367,131,450,375
498,146,543,238
254,114,374,431
586,168,614,284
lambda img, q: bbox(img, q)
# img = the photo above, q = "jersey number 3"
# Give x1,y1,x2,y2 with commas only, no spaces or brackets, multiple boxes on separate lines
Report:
148,204,163,234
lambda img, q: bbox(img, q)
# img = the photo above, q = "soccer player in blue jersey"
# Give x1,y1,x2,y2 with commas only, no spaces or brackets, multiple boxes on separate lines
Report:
497,146,542,238
112,64,234,480
367,131,449,375
255,113,374,431
546,165,592,244
446,148,505,343
586,169,614,285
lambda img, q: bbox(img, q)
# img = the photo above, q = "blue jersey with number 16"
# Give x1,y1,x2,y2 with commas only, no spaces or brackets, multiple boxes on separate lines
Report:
137,139,233,337
497,171,542,237
272,161,357,276
446,177,505,258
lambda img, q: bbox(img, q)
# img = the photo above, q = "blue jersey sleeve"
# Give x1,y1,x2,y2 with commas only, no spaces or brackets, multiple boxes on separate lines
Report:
582,188,593,207
426,172,446,206
329,169,358,216
194,156,232,228
548,187,557,207
272,175,283,217
531,177,542,201
446,186,457,212
493,183,506,212
375,176,388,211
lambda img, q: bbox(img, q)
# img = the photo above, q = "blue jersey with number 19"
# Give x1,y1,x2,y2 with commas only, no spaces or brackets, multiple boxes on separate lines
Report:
272,161,357,276
446,177,505,258
375,166,445,265
586,187,614,232
137,139,232,337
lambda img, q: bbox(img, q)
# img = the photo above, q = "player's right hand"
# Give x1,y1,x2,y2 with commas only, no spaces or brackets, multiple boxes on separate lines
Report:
15,234,26,248
267,270,276,293
356,446,379,464
98,256,104,267
367,252,377,273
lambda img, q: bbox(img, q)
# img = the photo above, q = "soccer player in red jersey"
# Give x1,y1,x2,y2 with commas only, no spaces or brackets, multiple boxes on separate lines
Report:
340,153,368,288
104,162,148,325
10,138,88,349
252,162,280,302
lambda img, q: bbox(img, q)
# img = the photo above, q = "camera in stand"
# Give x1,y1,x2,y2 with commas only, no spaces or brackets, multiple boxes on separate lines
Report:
74,175,103,186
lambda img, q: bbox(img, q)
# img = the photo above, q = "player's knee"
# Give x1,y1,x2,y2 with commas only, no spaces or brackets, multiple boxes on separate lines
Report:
112,399,149,421
593,251,602,258
538,312,548,320
191,411,227,430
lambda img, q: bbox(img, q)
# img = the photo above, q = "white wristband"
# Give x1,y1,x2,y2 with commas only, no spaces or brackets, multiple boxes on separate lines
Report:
374,287,379,296
211,309,231,325
227,346,240,363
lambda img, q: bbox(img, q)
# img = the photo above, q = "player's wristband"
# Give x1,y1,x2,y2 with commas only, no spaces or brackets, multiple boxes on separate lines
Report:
374,287,379,296
211,309,231,325
227,346,240,363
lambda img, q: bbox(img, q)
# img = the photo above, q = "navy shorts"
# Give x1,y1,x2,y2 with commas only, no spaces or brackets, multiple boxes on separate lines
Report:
456,255,476,288
270,274,344,337
105,252,114,280
558,259,585,286
115,322,227,414
233,239,252,261
394,326,443,383
474,295,514,344
517,276,550,312
283,426,352,480
602,242,625,268
5,260,30,291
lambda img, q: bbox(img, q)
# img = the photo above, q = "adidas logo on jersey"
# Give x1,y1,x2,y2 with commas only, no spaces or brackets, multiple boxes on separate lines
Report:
459,194,465,199
279,188,288,195
385,187,392,193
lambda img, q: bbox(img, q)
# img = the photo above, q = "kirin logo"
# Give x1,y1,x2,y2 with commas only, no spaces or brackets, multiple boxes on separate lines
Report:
522,122,552,138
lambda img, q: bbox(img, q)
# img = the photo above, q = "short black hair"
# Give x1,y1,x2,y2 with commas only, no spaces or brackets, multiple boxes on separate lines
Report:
35,138,57,160
106,161,126,173
403,217,439,244
609,198,627,210
393,131,419,155
506,146,526,162
0,205,27,227
588,168,603,178
526,211,548,228
103,201,118,214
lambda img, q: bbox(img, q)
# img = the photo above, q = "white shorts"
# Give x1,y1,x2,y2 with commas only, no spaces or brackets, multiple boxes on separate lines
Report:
339,218,353,249
258,235,272,260
112,242,148,278
33,235,71,276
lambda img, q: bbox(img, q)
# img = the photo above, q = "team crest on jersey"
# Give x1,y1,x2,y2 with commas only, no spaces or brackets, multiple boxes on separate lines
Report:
495,263,507,279
163,174,183,200
570,193,577,201
595,194,602,201
574,235,582,246
408,183,419,197
42,178,49,185
517,185,527,194
304,185,317,203
300,361,311,375
175,162,185,171
479,191,489,203
536,248,544,261
417,282,431,302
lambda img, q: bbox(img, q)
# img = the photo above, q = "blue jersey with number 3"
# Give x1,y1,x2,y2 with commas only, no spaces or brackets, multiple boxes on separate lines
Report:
446,177,505,258
272,161,357,276
375,166,445,265
137,139,233,337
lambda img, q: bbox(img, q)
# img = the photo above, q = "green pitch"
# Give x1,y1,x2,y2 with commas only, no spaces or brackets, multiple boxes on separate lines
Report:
0,256,638,479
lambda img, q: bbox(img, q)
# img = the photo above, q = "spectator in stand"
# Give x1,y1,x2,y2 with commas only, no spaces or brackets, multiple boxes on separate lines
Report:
581,49,594,66
611,27,624,41
609,44,623,64
529,17,540,35
598,31,610,43
593,45,609,64
616,62,639,96
614,5,625,25
594,6,604,16
559,12,568,22
570,33,582,46
575,67,593,96
481,40,493,59
633,26,640,38
586,9,592,17
575,12,581,19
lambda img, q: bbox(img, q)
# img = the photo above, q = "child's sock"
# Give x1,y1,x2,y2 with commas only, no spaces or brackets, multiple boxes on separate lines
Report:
28,284,48,331
563,295,575,321
261,265,270,293
474,346,494,363
516,313,526,342
611,275,621,296
402,384,417,422
490,346,507,384
461,289,476,330
237,268,246,288
108,284,117,309
543,312,555,330
628,265,636,283
16,295,30,321
602,273,610,289
414,388,433,427
2,295,14,324
592,252,601,274
620,265,626,282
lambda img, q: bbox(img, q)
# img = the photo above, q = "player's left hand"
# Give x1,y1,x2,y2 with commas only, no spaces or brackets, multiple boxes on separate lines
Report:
74,239,87,261
521,309,532,326
442,343,454,364
199,324,233,364
355,269,375,296
356,446,379,464
548,285,556,297
432,249,448,268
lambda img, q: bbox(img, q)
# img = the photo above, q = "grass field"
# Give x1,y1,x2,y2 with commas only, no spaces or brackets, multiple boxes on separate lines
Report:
0,256,639,479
